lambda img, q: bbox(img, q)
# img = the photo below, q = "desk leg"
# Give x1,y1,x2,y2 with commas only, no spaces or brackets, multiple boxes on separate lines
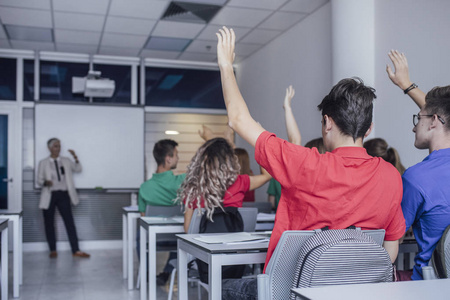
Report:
140,226,147,300
209,255,222,300
1,227,8,300
127,215,134,290
149,229,156,300
178,242,188,300
19,216,23,285
12,217,19,298
123,214,127,280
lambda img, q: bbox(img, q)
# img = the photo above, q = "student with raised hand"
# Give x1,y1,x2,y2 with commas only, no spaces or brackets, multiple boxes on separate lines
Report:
217,26,405,299
387,50,450,280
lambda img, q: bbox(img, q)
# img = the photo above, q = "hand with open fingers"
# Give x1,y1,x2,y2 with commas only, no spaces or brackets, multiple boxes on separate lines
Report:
216,26,235,68
283,85,296,110
198,124,214,141
386,50,413,90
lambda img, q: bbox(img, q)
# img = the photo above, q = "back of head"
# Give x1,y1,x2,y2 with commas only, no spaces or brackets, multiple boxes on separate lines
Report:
364,138,406,175
153,139,178,166
234,148,252,175
179,138,239,220
304,138,326,154
318,77,376,141
425,85,450,132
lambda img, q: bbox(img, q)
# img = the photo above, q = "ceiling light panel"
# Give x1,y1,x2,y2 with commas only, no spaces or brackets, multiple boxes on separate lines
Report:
5,25,53,42
0,7,52,27
145,36,192,52
210,7,272,28
54,12,105,32
52,0,110,14
104,17,157,35
109,0,169,19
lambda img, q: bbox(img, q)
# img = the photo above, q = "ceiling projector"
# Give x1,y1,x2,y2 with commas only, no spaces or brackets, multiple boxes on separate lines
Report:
72,70,115,98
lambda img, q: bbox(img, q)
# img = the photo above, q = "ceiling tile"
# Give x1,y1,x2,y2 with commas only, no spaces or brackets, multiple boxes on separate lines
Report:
0,39,10,48
239,28,281,45
210,6,272,28
184,39,216,54
54,29,101,45
0,0,51,10
109,0,169,19
175,0,227,5
56,43,98,54
235,42,261,56
152,20,205,39
0,7,52,27
0,26,6,39
105,16,156,35
54,12,105,32
145,36,191,52
101,32,147,48
5,25,53,42
280,0,329,13
258,11,306,31
196,25,251,41
140,49,181,60
178,52,216,62
227,0,288,10
11,40,54,51
99,46,140,57
53,0,109,14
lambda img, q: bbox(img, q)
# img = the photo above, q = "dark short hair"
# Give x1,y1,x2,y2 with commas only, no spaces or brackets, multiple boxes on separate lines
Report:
425,85,450,131
317,78,376,141
47,138,60,147
153,139,178,166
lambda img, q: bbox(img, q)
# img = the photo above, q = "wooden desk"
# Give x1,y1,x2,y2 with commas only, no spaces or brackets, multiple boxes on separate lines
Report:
292,278,450,300
0,209,23,298
0,218,8,300
177,233,269,300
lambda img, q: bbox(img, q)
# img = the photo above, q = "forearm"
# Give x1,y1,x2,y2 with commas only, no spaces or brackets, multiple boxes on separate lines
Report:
284,106,301,145
249,173,272,191
219,64,264,147
406,88,426,109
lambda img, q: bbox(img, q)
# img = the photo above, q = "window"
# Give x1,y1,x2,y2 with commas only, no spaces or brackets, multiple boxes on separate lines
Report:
92,64,132,104
0,58,17,101
144,67,225,109
39,61,89,101
23,59,34,101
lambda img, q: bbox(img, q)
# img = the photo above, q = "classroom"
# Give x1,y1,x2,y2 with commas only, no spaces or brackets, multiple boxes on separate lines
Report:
1,0,450,299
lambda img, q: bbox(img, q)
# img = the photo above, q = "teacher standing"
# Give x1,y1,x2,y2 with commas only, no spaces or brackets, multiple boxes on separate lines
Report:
37,138,90,258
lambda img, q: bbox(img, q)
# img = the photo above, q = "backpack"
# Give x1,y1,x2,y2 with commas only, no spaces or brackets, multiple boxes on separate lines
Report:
290,228,393,299
197,206,246,284
430,224,450,278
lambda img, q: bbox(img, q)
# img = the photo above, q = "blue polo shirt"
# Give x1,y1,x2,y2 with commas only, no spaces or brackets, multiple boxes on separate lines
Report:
402,148,450,280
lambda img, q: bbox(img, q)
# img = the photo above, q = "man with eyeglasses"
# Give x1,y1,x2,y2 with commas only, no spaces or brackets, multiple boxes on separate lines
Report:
387,50,450,280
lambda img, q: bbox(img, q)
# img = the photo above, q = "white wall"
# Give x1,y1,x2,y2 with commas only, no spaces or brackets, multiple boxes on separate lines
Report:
235,3,332,201
374,0,450,168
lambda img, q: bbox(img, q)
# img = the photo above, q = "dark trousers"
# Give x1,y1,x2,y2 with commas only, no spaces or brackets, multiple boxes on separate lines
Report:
43,191,80,254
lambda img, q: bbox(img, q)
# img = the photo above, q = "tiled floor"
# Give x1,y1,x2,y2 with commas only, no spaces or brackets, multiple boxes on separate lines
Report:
13,249,204,300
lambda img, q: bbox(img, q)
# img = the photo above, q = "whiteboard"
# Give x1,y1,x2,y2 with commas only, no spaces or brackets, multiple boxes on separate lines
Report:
35,103,144,189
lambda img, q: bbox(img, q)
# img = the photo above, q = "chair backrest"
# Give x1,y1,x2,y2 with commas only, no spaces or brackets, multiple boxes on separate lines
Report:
430,224,450,278
188,208,203,234
238,207,258,232
242,201,273,213
145,204,182,217
262,229,387,300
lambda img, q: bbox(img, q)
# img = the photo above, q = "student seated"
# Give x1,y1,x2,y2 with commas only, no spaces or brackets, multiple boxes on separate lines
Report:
364,138,406,174
387,50,450,280
215,27,405,299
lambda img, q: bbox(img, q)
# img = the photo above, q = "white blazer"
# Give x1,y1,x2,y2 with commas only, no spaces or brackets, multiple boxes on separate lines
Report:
37,156,82,209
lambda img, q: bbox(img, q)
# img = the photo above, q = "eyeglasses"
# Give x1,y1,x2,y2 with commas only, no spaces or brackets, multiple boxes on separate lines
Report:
413,114,446,127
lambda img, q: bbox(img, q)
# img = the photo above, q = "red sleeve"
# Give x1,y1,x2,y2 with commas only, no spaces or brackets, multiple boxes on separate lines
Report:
383,178,406,241
255,131,319,188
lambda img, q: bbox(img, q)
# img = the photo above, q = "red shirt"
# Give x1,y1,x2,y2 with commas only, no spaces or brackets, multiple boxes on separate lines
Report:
243,190,255,202
187,175,250,209
255,131,405,270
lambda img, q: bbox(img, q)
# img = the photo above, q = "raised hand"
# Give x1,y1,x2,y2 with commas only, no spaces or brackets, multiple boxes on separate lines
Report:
386,50,412,90
283,85,296,110
68,149,79,163
216,26,235,68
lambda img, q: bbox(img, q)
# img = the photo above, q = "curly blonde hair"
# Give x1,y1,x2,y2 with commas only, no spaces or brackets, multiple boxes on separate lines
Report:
178,138,240,221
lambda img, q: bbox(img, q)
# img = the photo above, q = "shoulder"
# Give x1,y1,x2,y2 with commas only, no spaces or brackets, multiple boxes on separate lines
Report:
402,160,427,184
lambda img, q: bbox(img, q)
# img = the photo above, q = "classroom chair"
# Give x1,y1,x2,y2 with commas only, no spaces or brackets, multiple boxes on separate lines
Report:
423,224,450,280
242,201,273,213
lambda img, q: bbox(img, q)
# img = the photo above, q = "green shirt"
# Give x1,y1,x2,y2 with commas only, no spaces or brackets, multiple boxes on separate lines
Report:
267,178,282,211
138,171,186,212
